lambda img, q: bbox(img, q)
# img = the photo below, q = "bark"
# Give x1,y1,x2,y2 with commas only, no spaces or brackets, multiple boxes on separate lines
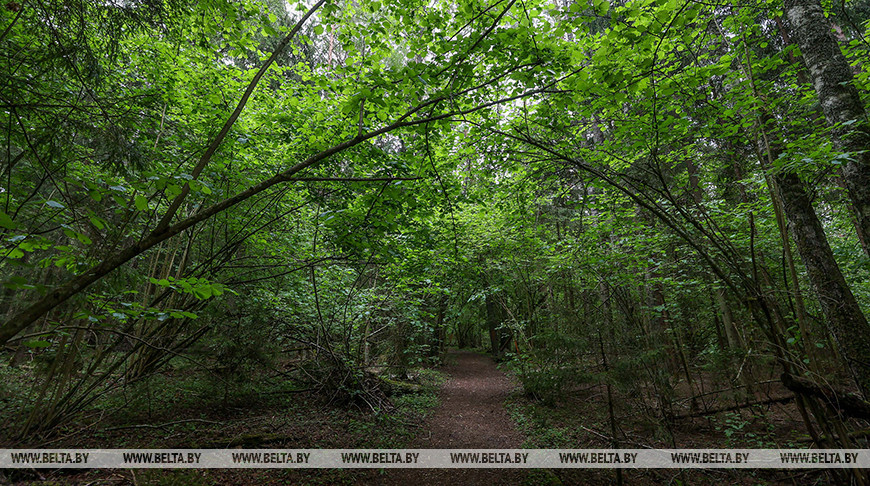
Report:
782,373,870,421
715,288,742,350
599,280,612,336
745,37,870,395
784,0,870,257
774,170,870,396
765,173,819,371
684,159,704,205
673,395,796,419
485,292,502,357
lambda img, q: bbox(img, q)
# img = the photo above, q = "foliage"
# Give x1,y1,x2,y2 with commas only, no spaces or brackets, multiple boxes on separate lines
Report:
1,0,870,465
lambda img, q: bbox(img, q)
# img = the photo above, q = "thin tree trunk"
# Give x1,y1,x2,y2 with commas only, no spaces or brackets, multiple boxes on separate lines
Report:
486,291,500,357
716,288,743,350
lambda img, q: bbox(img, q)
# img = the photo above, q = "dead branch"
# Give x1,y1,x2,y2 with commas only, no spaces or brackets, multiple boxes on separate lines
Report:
799,428,870,444
674,379,780,404
105,418,222,431
673,395,795,419
781,373,870,421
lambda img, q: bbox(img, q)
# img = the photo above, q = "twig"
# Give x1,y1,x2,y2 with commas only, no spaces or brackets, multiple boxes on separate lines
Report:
580,425,655,449
105,418,221,431
357,98,366,138
672,395,795,419
674,380,780,404
580,424,614,441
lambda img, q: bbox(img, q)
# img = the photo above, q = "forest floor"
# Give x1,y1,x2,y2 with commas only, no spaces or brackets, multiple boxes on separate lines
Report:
2,348,554,486
1,348,836,485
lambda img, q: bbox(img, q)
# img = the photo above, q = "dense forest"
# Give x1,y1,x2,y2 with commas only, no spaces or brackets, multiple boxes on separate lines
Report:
2,0,870,483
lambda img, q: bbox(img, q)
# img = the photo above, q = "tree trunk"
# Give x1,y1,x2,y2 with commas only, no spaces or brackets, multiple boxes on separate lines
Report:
784,0,870,257
715,288,742,350
745,41,870,395
774,170,870,397
486,292,501,357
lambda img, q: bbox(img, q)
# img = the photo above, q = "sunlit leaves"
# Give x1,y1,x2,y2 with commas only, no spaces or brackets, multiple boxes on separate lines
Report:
148,276,230,300
134,195,149,212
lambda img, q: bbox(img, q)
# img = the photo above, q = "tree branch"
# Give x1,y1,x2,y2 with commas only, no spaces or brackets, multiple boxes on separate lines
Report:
152,0,328,234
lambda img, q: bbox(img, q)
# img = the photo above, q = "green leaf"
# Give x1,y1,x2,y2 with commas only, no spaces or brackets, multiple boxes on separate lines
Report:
3,247,24,259
0,211,14,229
134,194,148,211
594,0,610,15
24,340,52,348
193,287,212,300
89,216,105,230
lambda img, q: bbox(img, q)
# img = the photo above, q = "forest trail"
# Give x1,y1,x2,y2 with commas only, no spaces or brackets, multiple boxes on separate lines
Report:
367,348,532,485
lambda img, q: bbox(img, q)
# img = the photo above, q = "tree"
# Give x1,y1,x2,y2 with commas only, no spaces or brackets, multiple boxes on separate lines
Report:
0,0,553,346
785,0,870,257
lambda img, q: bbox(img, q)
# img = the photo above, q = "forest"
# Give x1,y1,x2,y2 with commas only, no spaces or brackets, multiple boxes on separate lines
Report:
1,0,870,483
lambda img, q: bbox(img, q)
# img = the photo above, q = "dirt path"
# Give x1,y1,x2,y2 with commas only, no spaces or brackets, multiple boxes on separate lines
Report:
369,348,532,485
